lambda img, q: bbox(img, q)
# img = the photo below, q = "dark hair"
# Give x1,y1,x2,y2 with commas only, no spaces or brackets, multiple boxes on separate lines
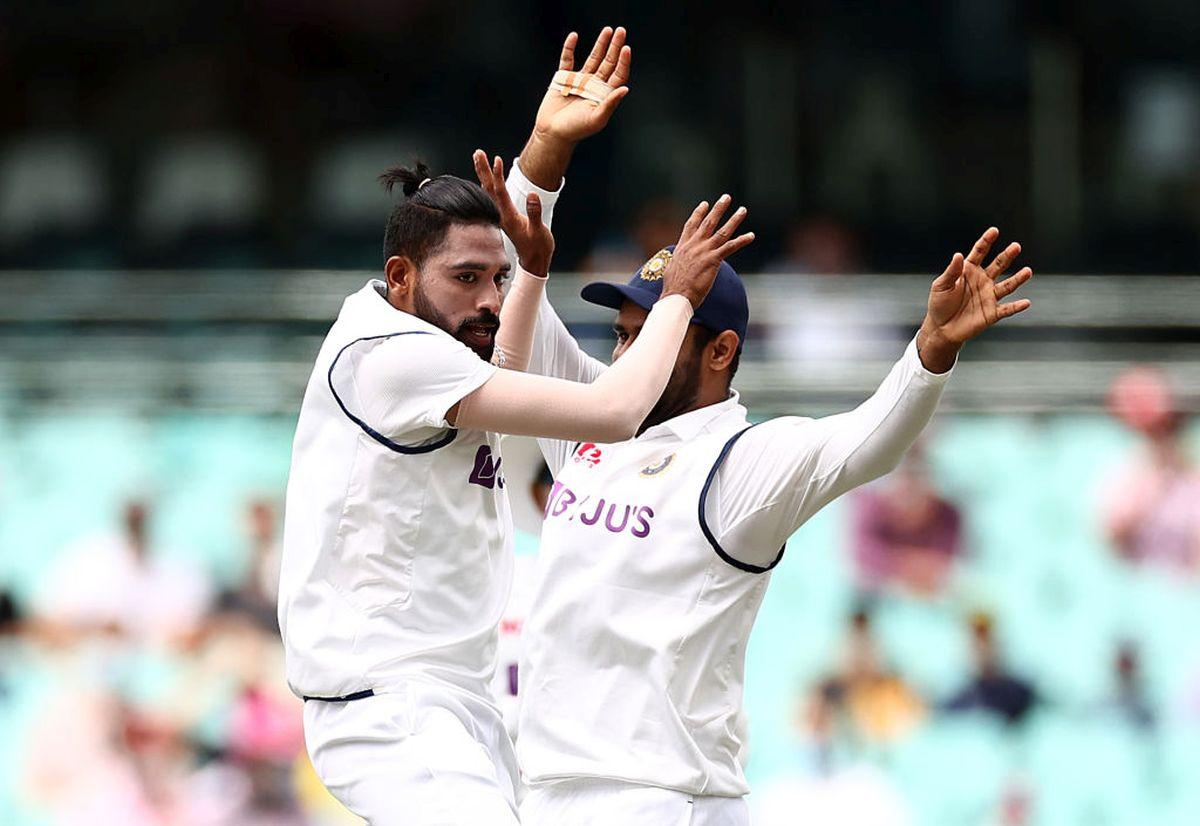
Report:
692,325,741,389
378,161,500,265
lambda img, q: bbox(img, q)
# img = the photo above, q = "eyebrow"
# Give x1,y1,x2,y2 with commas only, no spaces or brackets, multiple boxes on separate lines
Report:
446,261,512,275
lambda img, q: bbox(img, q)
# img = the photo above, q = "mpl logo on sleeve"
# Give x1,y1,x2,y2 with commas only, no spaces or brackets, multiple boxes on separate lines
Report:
469,445,505,489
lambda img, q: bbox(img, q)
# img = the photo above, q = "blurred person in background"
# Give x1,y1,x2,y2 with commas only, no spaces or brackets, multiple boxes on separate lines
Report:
764,213,862,275
942,612,1036,726
751,677,914,826
217,498,283,634
492,461,555,738
1093,640,1155,731
29,499,214,648
761,214,907,371
851,448,965,598
1102,366,1200,574
581,197,688,274
824,607,925,749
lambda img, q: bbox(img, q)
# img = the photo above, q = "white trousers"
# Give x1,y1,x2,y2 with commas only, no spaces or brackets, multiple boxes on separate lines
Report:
303,682,520,826
520,777,749,826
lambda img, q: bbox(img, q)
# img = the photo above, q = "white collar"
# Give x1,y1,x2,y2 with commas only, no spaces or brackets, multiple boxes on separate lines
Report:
637,391,749,443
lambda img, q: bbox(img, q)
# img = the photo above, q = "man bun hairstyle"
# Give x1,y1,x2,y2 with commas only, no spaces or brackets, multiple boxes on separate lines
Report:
379,160,500,265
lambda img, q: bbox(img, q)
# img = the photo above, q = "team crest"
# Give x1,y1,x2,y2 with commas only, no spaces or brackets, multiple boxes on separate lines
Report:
638,248,673,282
640,453,676,477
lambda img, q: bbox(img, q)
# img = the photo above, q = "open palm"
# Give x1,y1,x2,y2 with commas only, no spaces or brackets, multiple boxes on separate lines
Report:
534,27,631,144
926,227,1033,345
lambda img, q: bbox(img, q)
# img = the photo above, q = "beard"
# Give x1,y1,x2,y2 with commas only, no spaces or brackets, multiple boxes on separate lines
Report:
412,279,499,362
638,348,703,435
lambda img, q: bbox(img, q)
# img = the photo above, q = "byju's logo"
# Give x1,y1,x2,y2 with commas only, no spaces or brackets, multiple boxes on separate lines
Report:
469,445,505,489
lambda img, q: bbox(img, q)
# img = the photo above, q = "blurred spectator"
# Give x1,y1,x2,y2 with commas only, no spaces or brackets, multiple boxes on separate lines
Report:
1101,367,1200,573
760,215,906,370
765,214,862,275
851,450,965,598
825,608,925,747
496,461,555,738
1095,641,1156,731
0,590,21,701
751,677,914,826
217,498,283,634
581,198,687,274
30,500,214,648
943,613,1036,726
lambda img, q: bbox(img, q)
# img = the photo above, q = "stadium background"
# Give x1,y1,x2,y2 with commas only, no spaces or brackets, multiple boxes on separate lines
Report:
2,1,1199,824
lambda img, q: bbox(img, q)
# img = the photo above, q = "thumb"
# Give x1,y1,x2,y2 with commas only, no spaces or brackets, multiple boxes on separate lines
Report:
932,252,963,291
526,192,543,227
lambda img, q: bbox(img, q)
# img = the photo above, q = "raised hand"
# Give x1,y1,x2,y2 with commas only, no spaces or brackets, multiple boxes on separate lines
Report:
917,227,1034,372
661,195,755,310
473,149,554,277
534,26,631,146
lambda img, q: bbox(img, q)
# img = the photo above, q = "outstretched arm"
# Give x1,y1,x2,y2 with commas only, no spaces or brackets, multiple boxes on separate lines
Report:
707,228,1034,567
494,26,633,379
520,26,631,190
450,198,754,442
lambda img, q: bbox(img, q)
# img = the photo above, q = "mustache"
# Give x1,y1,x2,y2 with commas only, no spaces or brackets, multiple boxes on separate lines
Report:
455,312,500,335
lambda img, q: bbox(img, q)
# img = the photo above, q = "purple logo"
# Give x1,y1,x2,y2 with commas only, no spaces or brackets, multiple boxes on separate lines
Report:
469,445,504,489
545,483,655,538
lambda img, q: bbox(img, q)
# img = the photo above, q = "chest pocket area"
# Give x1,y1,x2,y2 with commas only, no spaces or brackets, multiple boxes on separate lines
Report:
327,435,426,614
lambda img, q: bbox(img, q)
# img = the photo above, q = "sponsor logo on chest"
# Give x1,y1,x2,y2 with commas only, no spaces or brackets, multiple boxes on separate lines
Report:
468,445,505,489
544,480,655,538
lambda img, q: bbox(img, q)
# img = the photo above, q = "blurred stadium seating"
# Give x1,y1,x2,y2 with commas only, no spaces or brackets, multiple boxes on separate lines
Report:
2,270,1198,824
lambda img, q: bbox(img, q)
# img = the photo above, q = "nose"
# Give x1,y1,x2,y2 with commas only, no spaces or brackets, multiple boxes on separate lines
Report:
479,283,502,317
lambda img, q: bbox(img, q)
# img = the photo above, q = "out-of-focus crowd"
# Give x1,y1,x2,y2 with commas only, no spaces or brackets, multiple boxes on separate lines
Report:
752,366,1200,825
0,499,355,826
2,367,1198,826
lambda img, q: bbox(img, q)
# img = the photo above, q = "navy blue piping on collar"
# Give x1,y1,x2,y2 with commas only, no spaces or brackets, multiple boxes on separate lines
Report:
327,332,458,454
698,424,786,574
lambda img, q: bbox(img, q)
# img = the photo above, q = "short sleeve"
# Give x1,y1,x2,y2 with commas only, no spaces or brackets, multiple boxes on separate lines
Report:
332,331,497,439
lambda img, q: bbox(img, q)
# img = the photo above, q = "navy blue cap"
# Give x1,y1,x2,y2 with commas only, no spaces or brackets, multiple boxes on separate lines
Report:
580,245,749,352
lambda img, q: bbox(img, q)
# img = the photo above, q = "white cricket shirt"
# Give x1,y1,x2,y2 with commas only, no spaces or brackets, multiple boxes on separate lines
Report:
278,280,512,701
509,268,952,797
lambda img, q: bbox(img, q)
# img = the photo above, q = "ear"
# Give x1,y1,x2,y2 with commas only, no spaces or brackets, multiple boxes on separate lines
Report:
709,330,741,373
385,255,419,304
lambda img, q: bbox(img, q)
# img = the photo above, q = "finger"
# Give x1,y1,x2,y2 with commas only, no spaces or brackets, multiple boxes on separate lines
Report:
680,201,710,242
591,85,630,125
966,226,999,266
581,26,613,74
994,267,1032,299
716,232,756,259
714,205,748,241
610,45,632,87
986,241,1021,280
526,192,542,227
487,155,519,217
698,194,732,238
473,149,496,192
996,298,1032,319
558,31,578,71
597,26,626,81
931,252,963,291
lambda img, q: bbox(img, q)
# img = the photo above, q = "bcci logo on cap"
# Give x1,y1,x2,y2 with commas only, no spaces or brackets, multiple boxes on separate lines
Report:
638,248,673,282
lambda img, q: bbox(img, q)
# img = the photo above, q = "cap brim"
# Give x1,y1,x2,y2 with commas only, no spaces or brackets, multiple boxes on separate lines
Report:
580,281,661,312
